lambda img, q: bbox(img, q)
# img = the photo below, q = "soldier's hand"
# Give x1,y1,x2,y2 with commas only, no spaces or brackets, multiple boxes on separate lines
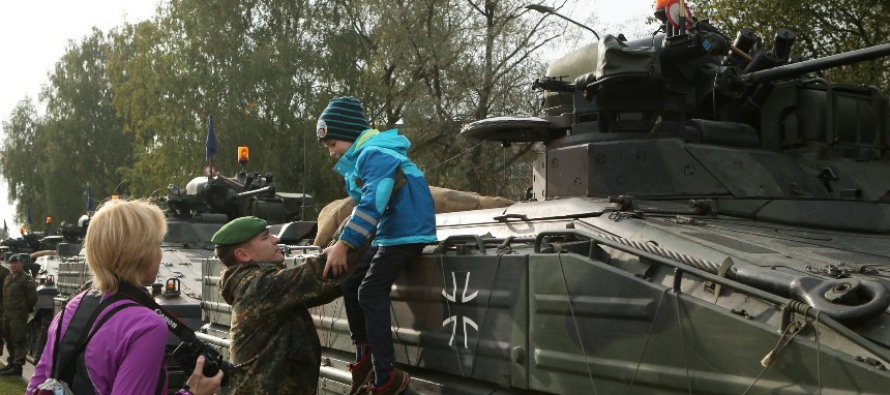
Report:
322,241,350,278
186,355,223,395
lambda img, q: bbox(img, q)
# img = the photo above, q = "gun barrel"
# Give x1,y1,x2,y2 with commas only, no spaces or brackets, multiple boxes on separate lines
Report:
740,42,890,85
234,185,274,199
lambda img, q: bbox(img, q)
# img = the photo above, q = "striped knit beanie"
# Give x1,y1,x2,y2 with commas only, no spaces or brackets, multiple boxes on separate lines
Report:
316,96,369,142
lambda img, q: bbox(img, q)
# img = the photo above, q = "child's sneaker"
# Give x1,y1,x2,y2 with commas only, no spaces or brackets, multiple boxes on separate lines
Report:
348,359,373,395
366,368,410,395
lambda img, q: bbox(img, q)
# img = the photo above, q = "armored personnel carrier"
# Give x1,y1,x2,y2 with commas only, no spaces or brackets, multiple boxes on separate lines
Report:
190,6,890,394
286,3,890,395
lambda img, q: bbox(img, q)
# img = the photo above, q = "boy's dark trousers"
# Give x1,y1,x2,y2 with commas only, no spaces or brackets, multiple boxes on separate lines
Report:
341,243,425,370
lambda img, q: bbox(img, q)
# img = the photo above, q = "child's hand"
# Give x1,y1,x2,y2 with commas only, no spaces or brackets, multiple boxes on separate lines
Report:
322,241,350,278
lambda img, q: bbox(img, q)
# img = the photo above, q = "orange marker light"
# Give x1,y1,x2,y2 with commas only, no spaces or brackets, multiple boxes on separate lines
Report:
238,146,250,163
164,278,182,297
655,0,676,9
46,216,53,224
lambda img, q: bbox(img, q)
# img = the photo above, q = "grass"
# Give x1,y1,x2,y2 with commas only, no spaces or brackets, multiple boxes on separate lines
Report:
0,375,26,393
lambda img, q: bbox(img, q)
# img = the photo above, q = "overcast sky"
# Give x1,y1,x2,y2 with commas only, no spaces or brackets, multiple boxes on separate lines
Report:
0,0,160,236
0,0,654,237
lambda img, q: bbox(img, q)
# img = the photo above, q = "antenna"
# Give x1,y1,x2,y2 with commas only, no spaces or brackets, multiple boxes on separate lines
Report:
301,110,307,220
526,4,600,40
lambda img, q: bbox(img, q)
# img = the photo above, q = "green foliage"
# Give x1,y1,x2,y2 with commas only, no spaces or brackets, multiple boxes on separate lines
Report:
309,0,553,197
0,0,576,222
0,99,47,226
697,0,890,93
40,28,134,223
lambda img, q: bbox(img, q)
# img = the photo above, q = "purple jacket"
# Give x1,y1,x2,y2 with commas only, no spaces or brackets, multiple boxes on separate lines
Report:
27,290,168,395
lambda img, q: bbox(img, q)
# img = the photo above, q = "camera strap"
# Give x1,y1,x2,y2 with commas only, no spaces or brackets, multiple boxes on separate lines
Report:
115,282,199,344
117,282,232,387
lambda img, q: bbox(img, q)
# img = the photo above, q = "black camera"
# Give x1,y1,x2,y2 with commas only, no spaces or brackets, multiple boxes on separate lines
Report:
173,341,235,386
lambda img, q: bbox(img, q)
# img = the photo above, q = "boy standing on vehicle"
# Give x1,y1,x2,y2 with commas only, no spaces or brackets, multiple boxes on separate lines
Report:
318,96,437,395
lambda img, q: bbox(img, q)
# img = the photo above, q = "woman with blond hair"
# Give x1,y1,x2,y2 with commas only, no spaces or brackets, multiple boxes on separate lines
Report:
27,199,221,395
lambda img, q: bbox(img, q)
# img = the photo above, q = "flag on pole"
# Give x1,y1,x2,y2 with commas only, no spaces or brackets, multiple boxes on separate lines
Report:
87,184,95,212
206,114,219,162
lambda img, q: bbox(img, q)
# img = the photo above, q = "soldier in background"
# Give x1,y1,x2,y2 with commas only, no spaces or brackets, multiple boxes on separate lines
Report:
0,255,9,361
212,216,361,394
0,253,37,376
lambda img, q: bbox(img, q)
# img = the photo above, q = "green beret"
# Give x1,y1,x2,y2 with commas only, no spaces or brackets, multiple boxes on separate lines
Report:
7,254,23,263
211,216,269,246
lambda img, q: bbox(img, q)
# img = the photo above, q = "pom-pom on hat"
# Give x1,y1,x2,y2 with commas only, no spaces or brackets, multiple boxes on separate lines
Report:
316,96,369,142
211,216,269,246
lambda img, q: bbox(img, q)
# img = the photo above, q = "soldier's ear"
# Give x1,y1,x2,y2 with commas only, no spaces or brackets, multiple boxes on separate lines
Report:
233,246,252,263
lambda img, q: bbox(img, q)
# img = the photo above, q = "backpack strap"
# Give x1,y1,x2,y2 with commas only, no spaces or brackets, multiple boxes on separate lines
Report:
51,292,138,382
51,291,99,379
66,301,141,395
154,358,166,395
48,299,68,377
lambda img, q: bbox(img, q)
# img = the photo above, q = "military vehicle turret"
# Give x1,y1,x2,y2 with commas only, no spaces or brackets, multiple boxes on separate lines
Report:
293,2,890,394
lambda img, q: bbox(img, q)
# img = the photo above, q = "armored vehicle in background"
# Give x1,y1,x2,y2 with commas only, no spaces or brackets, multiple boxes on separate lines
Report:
23,221,88,364
26,148,315,389
290,3,890,394
2,232,59,264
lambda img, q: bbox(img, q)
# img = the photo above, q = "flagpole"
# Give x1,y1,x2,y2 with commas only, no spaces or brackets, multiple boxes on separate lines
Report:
206,114,219,181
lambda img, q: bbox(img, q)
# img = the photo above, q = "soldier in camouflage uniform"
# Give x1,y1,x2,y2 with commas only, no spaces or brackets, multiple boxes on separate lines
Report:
0,253,37,376
0,256,10,366
212,216,361,394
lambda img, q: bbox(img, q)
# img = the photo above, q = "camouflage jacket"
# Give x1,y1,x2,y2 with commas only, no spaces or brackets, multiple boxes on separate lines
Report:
3,271,37,314
0,265,9,313
219,258,343,395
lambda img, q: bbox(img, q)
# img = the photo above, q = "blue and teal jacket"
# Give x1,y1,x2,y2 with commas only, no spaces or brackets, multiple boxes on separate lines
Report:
334,128,437,248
